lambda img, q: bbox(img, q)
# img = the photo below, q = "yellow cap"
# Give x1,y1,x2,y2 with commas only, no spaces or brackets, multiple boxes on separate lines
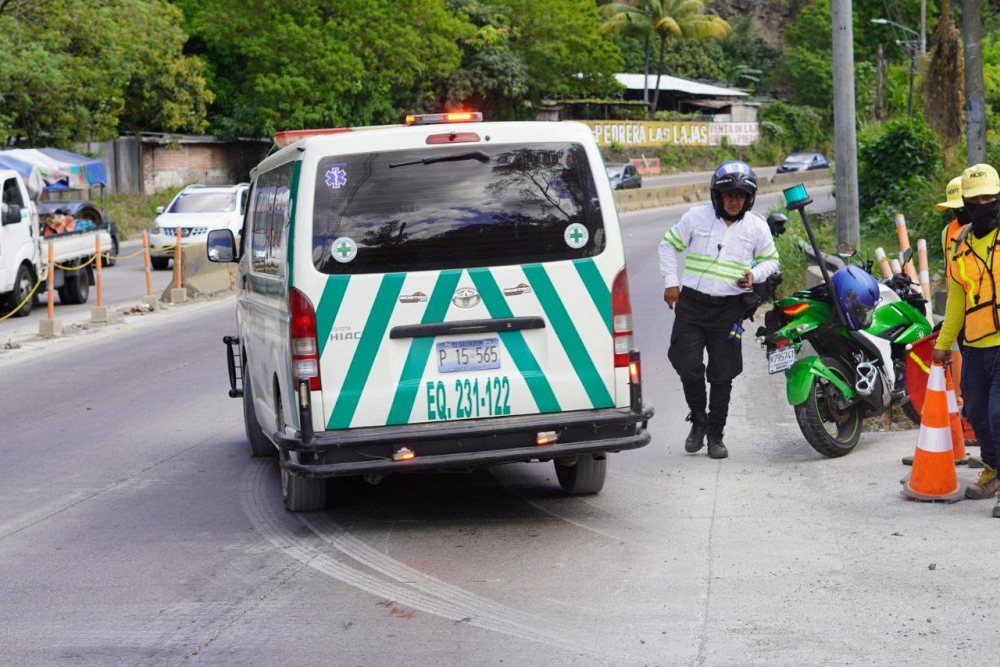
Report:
935,176,963,211
962,163,1000,199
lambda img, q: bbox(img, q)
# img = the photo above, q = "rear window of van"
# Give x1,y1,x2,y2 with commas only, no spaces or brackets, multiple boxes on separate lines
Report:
311,143,605,274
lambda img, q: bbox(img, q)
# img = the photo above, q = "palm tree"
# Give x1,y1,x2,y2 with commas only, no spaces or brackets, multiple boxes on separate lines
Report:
602,0,731,118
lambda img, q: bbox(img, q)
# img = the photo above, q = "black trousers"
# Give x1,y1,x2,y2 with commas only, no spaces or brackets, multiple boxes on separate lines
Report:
667,290,745,433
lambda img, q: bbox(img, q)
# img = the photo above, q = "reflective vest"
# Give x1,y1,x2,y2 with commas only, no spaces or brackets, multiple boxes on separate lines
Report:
941,219,965,280
948,226,1000,343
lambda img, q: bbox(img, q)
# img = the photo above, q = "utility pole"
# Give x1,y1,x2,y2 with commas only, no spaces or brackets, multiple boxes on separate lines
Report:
832,0,860,249
963,0,986,164
921,0,927,54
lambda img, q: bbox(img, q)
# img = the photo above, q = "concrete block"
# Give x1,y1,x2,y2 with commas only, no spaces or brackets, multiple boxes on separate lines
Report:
165,287,187,304
38,319,62,338
805,265,825,288
142,295,160,311
90,306,118,324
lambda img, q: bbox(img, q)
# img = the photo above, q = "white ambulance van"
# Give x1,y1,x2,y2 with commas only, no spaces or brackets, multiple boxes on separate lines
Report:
208,113,653,511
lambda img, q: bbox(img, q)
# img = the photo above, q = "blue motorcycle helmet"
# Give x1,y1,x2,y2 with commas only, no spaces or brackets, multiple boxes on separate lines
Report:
831,265,881,330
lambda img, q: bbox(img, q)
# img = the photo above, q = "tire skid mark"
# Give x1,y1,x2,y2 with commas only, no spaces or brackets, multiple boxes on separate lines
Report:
242,461,602,659
302,511,600,655
490,465,630,543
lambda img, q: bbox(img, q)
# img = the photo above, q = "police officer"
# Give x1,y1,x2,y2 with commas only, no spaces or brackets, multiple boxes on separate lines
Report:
932,163,1000,516
659,161,779,458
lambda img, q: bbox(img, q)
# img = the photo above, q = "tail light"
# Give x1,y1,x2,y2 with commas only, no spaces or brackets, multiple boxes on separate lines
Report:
611,267,634,367
782,303,810,316
289,288,322,391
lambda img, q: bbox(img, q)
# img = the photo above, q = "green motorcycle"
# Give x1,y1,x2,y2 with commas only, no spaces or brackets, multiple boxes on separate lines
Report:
756,187,933,457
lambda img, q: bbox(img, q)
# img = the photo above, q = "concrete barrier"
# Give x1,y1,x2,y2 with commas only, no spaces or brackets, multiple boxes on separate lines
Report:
614,170,832,213
160,242,237,301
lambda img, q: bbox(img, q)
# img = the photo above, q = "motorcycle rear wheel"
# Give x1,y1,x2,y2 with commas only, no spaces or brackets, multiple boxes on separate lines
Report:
794,356,863,458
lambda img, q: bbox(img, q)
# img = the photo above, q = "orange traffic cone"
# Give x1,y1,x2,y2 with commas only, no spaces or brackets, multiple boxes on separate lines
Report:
901,363,965,502
945,368,968,465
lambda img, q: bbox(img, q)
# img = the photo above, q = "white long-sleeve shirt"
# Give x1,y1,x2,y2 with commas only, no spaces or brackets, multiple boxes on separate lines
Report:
659,203,779,296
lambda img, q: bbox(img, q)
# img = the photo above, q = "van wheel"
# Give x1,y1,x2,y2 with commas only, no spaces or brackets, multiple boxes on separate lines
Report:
4,263,35,317
58,270,90,305
151,257,170,270
242,363,276,457
281,467,327,512
554,455,607,495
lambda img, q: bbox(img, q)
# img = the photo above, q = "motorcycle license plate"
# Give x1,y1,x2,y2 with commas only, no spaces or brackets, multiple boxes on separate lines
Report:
767,346,796,374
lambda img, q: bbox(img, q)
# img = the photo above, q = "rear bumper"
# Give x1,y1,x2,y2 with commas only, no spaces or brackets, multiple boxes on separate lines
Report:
274,403,654,479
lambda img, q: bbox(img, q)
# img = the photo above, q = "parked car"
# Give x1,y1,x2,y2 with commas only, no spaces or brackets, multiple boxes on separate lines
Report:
149,183,249,270
606,163,642,190
777,152,830,174
35,200,120,267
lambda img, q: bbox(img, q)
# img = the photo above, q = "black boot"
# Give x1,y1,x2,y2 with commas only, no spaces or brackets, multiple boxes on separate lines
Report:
707,429,728,459
684,412,709,453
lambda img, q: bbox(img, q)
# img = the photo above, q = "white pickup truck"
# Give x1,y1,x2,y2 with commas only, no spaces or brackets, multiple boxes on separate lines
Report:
1,169,112,317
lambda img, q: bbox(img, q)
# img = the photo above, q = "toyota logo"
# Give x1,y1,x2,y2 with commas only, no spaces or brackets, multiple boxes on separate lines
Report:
452,287,481,309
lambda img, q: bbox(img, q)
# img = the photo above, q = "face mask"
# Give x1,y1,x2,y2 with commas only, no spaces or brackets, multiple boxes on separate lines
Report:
955,207,972,226
964,199,1000,238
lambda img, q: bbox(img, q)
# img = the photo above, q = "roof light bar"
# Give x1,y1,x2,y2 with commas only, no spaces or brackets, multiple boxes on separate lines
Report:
405,112,483,126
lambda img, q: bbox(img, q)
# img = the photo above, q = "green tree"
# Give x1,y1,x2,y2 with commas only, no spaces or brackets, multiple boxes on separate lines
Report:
601,0,730,118
0,0,211,145
176,0,469,136
443,0,530,120
496,0,623,109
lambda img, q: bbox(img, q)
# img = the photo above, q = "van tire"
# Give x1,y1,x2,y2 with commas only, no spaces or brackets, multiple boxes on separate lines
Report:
243,366,277,457
58,270,90,305
282,468,327,512
151,257,170,271
554,455,607,495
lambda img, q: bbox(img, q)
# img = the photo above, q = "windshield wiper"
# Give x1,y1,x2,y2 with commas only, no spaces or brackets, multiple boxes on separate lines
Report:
389,151,490,168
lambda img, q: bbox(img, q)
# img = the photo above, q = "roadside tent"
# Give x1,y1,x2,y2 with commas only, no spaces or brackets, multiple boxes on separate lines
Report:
37,148,108,190
0,152,47,199
0,148,107,192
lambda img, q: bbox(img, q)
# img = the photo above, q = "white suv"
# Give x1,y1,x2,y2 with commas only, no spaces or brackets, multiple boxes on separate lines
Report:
149,184,249,269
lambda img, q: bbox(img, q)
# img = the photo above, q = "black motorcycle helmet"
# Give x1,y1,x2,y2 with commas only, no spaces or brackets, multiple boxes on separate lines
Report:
710,160,757,221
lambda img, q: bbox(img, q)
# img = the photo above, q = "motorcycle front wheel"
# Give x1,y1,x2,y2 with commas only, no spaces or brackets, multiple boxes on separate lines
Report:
793,356,863,458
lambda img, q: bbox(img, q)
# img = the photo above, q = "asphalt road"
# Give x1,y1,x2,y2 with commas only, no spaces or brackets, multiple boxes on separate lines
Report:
3,186,998,666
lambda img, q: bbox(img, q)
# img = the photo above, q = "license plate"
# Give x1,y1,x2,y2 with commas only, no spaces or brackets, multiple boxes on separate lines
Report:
436,338,501,373
767,346,796,374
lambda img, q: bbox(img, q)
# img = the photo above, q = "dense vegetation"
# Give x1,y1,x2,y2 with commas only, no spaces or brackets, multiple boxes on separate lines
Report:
3,0,1000,269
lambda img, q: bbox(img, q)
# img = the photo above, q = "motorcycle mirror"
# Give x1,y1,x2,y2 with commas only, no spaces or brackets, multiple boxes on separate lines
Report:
765,213,788,237
837,242,856,258
900,247,914,265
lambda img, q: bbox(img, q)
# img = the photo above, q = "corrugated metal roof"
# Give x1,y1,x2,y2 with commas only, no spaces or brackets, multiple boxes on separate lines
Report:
615,73,748,97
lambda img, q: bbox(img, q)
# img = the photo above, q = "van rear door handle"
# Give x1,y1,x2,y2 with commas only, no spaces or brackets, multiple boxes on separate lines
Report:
389,317,545,339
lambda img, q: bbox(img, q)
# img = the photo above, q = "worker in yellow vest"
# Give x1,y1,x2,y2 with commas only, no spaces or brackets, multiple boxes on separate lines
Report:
933,164,1000,517
936,176,970,281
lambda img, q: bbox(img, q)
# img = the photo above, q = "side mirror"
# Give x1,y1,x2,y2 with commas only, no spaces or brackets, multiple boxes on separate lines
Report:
155,205,165,215
206,229,237,263
900,247,914,265
2,204,21,225
765,213,787,237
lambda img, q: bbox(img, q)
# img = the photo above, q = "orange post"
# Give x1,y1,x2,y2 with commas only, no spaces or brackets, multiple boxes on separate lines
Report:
95,235,103,308
874,247,893,278
890,258,902,276
174,227,182,290
916,239,931,299
46,242,55,320
143,230,153,296
894,213,920,283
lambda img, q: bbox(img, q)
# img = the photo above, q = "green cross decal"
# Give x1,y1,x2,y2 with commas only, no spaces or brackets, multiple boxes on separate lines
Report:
569,227,584,244
336,241,353,258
